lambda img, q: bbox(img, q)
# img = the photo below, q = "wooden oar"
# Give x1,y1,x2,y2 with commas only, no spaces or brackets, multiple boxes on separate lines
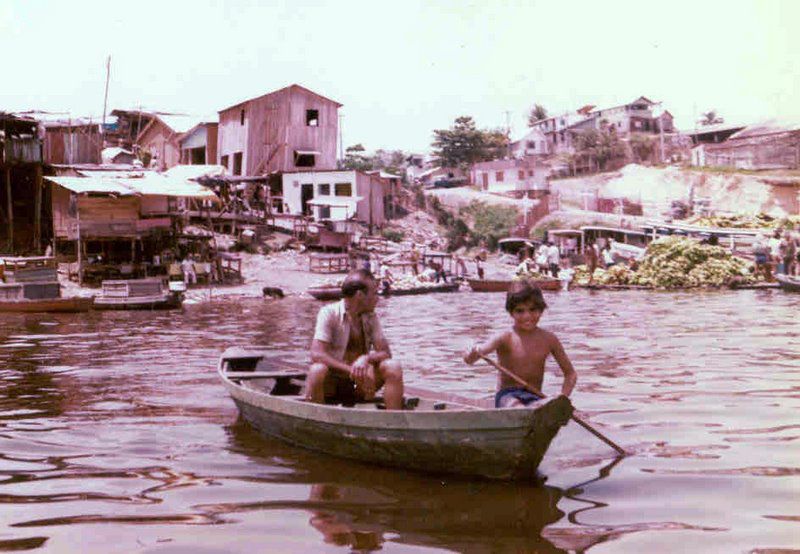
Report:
479,355,626,456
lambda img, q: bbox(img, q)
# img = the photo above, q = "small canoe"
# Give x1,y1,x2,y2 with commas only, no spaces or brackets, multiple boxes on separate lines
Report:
0,296,93,313
218,347,572,481
307,285,343,301
776,274,800,292
467,278,562,292
380,282,461,297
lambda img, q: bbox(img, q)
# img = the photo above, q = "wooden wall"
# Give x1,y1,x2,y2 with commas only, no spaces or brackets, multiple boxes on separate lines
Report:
218,85,339,177
43,126,102,164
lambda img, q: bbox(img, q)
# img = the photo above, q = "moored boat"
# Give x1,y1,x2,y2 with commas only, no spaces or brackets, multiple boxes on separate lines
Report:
93,278,183,310
0,257,92,313
467,278,562,292
775,274,800,292
218,347,572,480
307,285,343,301
381,281,461,296
0,295,93,313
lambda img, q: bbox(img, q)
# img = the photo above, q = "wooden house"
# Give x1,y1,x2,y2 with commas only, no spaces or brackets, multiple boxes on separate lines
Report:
702,118,800,170
0,113,45,254
179,122,218,165
281,169,386,229
105,109,156,150
137,115,213,171
42,119,102,165
217,84,341,176
44,171,218,283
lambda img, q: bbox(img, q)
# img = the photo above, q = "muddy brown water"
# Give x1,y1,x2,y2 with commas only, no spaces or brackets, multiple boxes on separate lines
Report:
0,289,797,553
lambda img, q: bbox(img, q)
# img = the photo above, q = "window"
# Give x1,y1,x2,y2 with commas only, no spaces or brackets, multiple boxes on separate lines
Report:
335,182,352,196
233,152,243,176
294,151,316,167
240,109,245,125
528,170,534,177
318,183,330,195
526,141,536,150
518,170,525,180
221,154,229,169
306,109,319,127
495,171,504,182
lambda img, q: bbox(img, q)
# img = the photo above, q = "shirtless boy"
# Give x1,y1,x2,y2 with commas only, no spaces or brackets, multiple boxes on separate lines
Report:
463,281,577,407
306,269,404,410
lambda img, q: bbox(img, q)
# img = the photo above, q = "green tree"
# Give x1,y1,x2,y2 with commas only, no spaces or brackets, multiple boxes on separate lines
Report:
573,128,626,171
341,143,373,171
431,116,509,169
700,110,724,126
527,104,548,127
629,133,657,163
460,200,519,249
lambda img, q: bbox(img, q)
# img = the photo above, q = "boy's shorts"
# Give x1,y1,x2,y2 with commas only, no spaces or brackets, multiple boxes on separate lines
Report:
495,387,543,408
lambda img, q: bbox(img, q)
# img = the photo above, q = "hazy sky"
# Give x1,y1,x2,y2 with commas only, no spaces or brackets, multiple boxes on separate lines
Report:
2,0,798,153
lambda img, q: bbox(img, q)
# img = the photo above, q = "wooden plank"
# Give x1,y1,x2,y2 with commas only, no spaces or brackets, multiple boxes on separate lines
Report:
224,371,306,380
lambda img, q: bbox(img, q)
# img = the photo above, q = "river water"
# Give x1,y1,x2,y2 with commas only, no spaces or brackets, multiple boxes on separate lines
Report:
0,289,797,553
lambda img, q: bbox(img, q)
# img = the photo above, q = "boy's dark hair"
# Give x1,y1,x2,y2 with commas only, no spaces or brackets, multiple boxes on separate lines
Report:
505,280,547,313
341,269,375,297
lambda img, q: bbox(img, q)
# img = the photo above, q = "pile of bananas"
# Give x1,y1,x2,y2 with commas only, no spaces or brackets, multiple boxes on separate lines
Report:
690,213,800,230
513,270,551,281
391,275,443,290
572,236,757,288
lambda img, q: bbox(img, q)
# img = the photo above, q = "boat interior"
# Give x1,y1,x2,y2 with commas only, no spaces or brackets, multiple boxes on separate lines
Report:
221,352,481,412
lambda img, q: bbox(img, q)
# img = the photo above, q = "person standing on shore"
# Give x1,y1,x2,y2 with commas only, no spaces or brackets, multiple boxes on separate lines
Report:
584,239,599,284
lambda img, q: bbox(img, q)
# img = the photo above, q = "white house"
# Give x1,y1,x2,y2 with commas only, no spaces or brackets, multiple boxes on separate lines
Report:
470,159,549,194
509,128,550,159
281,169,387,227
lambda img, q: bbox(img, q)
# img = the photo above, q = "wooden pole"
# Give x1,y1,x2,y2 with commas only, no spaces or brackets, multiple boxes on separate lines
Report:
479,355,626,456
5,168,12,252
34,165,42,253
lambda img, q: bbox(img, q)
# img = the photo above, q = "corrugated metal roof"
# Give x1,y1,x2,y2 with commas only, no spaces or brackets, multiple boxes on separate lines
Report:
163,164,226,180
45,173,218,199
728,118,800,140
45,176,137,195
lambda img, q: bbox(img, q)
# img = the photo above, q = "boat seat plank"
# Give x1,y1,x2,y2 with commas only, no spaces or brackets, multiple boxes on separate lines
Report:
224,371,307,380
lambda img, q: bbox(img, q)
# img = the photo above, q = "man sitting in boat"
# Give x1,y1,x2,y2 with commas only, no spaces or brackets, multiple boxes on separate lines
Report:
306,269,404,410
463,281,577,407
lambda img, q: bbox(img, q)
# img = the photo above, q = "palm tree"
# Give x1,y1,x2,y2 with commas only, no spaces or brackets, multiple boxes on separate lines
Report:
527,104,549,127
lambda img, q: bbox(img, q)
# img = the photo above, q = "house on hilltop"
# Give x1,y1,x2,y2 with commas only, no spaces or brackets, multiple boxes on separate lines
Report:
217,84,341,177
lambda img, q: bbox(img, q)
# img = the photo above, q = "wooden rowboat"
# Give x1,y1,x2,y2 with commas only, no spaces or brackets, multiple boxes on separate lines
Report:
380,282,461,297
307,285,343,301
776,274,800,292
218,347,572,481
0,296,94,313
467,278,562,292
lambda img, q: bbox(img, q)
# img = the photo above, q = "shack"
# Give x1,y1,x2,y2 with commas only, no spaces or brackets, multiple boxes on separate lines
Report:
44,169,218,283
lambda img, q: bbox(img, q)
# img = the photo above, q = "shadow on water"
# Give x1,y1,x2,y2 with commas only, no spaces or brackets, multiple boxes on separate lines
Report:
221,420,624,553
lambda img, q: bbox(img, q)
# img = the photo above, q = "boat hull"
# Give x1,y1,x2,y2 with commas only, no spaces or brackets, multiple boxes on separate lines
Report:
93,293,182,310
0,296,93,313
776,274,800,292
219,352,571,480
381,282,461,296
307,286,343,301
467,278,561,292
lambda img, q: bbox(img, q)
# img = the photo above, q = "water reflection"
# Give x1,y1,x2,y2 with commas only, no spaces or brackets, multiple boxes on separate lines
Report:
224,420,570,553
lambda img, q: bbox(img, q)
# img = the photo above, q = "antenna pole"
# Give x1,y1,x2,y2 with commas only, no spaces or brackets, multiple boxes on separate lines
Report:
101,56,111,141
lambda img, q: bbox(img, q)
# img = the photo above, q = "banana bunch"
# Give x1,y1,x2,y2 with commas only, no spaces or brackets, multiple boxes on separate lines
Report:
391,275,440,290
513,270,550,281
572,236,758,288
690,213,800,230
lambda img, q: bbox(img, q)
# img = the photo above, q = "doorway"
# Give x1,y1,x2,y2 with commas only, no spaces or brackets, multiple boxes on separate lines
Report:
301,184,314,215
